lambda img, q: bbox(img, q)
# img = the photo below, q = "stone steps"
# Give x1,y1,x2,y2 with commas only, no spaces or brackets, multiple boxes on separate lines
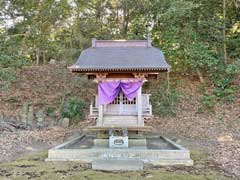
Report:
103,115,138,126
92,159,144,171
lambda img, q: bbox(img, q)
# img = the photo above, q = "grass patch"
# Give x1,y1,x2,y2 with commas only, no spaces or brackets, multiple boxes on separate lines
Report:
0,151,231,180
190,150,208,162
16,151,48,162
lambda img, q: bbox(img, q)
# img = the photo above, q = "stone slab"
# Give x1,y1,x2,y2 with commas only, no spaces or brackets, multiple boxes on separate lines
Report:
85,126,153,132
46,135,193,166
94,138,146,147
92,159,143,171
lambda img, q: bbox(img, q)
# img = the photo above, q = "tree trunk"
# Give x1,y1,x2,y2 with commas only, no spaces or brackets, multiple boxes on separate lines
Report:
36,48,40,66
116,8,119,24
124,9,129,35
42,51,46,65
196,68,204,83
122,3,129,35
167,70,170,94
223,0,228,64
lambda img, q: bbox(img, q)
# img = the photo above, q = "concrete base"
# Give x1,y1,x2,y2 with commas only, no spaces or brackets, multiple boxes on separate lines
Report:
94,138,146,147
92,159,143,171
46,135,193,168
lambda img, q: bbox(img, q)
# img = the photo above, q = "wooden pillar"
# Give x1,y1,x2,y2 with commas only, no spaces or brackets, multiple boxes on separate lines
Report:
94,74,107,127
137,86,143,126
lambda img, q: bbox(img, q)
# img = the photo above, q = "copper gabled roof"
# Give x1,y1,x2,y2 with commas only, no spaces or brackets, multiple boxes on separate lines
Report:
69,38,171,73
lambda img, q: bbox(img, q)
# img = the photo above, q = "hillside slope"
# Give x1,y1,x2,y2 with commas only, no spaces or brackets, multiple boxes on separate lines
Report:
0,64,239,177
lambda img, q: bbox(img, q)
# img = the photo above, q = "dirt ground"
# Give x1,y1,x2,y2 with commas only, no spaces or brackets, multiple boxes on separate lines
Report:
146,79,240,178
0,140,237,180
0,127,68,163
0,126,239,180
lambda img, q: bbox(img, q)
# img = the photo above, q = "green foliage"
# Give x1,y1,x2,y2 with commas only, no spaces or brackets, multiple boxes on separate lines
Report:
0,67,16,90
187,42,220,74
151,85,181,117
46,106,56,117
0,31,30,66
0,0,239,69
61,97,86,122
199,94,217,112
0,0,239,107
211,60,240,103
0,32,30,90
199,60,239,111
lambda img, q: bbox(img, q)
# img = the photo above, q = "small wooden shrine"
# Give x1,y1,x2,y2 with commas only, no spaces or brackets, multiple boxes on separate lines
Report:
69,38,170,130
47,39,193,168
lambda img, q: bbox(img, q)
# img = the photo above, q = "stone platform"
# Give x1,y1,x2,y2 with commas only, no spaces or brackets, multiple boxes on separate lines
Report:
46,134,193,169
92,159,144,171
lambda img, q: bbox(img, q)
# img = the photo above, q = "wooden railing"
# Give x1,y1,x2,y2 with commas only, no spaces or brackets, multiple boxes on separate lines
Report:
89,94,152,119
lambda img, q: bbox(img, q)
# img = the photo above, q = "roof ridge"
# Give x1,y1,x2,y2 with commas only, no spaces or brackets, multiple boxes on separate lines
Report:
92,38,152,48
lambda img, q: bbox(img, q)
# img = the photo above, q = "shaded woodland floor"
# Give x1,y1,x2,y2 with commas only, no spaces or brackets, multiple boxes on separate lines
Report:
0,64,239,179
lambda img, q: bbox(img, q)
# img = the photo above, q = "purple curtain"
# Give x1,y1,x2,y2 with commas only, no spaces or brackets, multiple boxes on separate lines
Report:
98,80,143,105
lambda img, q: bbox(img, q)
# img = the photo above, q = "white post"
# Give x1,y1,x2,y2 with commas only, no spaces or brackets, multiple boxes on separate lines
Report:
92,38,96,47
90,103,93,116
103,104,107,113
98,105,103,126
96,93,103,126
137,86,143,126
120,92,123,115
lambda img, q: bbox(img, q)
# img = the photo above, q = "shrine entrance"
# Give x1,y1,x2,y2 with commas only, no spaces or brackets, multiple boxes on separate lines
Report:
105,91,137,115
